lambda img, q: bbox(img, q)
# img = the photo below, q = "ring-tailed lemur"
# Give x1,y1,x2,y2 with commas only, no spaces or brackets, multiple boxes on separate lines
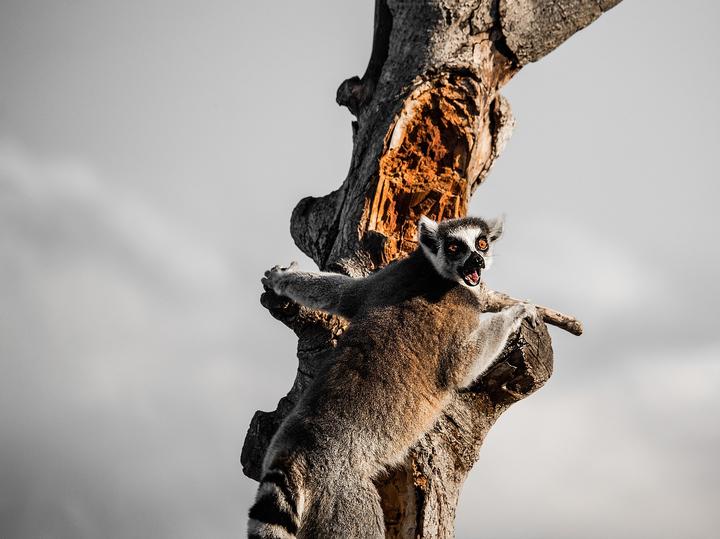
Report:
249,215,537,539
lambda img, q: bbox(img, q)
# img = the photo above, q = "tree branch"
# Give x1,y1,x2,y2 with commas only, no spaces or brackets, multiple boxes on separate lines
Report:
244,0,621,535
499,0,623,65
337,0,392,116
481,285,584,336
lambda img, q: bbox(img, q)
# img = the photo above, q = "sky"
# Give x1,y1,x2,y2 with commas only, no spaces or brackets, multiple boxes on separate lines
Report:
0,1,718,538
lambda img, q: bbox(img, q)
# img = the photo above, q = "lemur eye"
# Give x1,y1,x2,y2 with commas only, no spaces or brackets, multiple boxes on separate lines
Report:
476,238,489,251
447,243,459,253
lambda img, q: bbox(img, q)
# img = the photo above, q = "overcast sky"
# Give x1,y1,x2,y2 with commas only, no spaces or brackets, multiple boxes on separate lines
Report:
0,1,718,538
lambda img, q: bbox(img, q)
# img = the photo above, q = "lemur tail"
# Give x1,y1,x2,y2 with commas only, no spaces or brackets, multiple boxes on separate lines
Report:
247,468,302,539
248,466,384,539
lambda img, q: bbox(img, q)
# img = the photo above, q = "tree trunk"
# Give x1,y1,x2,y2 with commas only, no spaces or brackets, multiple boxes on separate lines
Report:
241,0,621,536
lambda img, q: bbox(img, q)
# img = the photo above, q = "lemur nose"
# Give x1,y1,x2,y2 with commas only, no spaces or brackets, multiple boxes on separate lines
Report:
469,252,485,268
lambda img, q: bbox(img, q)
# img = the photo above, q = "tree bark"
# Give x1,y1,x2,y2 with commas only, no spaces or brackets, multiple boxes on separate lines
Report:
242,0,620,536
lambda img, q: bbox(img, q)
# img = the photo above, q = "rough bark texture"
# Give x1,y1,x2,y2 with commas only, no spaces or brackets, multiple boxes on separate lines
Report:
242,0,620,536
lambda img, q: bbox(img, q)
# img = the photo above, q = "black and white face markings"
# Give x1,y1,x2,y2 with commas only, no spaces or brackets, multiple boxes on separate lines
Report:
418,215,504,288
443,227,489,287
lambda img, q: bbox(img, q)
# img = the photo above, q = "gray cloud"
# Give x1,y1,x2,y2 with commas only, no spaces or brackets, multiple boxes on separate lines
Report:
0,140,266,538
456,347,720,539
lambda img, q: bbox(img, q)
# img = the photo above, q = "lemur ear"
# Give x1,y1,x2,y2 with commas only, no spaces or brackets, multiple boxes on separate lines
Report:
487,216,505,242
418,215,439,253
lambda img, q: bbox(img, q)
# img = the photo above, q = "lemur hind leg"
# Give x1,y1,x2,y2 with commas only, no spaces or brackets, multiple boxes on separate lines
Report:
299,472,384,539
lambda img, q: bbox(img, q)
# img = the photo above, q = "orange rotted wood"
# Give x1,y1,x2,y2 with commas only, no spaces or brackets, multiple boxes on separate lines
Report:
364,73,507,264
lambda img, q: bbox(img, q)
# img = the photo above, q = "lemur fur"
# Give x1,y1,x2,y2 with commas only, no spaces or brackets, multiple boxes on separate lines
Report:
248,215,537,539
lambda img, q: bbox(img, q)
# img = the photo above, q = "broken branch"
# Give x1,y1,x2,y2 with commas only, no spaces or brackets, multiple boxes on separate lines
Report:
482,286,584,336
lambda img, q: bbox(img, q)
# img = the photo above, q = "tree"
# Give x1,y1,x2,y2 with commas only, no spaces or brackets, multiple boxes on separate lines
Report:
242,0,620,536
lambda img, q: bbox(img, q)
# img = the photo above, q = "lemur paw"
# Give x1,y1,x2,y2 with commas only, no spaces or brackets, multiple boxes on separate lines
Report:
508,302,539,328
261,262,298,295
520,303,539,327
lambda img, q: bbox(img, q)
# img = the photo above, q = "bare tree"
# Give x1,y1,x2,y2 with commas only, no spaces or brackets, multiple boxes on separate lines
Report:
242,1,620,536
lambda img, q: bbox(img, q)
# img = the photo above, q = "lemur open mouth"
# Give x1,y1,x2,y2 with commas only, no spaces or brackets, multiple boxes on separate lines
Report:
461,268,481,287
460,254,484,287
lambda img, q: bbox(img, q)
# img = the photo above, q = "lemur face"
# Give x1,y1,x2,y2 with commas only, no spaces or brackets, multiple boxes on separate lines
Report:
418,215,504,288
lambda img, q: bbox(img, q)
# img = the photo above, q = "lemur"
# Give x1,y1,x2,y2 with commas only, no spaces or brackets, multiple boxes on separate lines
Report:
249,215,538,539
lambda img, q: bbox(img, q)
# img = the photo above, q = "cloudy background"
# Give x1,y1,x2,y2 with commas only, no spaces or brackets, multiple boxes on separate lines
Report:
0,1,718,538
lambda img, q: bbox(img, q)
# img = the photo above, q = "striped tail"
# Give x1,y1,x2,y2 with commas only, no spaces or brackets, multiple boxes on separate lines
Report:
247,468,302,539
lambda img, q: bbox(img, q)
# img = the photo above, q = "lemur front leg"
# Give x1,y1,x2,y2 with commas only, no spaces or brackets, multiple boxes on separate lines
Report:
262,263,361,319
460,303,539,388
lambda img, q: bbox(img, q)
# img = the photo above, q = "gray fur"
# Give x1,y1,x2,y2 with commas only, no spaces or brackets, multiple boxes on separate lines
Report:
251,216,536,538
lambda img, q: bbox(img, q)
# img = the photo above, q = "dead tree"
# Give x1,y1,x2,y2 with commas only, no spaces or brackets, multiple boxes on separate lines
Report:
242,1,620,536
